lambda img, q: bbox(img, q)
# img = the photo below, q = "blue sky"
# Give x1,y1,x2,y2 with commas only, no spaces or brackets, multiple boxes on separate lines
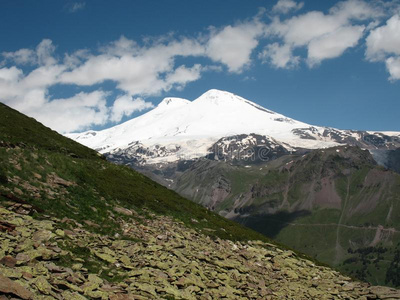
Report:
1,0,400,133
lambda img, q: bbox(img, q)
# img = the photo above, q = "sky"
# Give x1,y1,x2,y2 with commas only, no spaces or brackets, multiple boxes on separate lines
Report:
1,0,400,133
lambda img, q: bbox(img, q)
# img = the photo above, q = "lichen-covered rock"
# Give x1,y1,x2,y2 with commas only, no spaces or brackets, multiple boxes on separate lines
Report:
0,274,33,299
0,255,17,267
61,290,88,300
113,206,134,216
1,204,400,299
32,276,52,295
93,250,117,264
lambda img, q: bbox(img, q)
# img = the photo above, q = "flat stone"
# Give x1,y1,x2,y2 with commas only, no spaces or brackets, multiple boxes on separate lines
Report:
0,255,17,267
32,230,52,242
55,229,65,237
113,207,133,216
369,286,400,299
32,276,53,295
110,294,136,300
0,274,33,299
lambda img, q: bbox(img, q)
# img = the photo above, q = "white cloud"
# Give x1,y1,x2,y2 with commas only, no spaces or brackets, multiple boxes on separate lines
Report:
272,12,345,47
110,95,154,123
366,14,400,61
63,49,90,69
265,0,377,68
272,0,304,14
0,78,110,132
0,66,23,82
0,37,206,133
329,0,382,22
259,43,299,68
30,91,109,133
1,1,397,134
36,39,57,66
365,14,400,80
2,49,36,65
99,35,139,57
59,37,205,95
2,39,57,66
307,25,365,66
164,64,203,91
0,64,83,131
206,21,265,73
0,65,56,106
68,2,86,13
386,56,400,81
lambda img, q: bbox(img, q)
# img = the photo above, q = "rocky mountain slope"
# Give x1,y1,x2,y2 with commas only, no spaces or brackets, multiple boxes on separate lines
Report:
4,103,400,298
65,89,400,288
167,146,400,287
3,204,400,300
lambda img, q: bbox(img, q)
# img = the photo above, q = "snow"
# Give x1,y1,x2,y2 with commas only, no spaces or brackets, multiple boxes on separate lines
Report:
66,89,398,164
369,131,400,137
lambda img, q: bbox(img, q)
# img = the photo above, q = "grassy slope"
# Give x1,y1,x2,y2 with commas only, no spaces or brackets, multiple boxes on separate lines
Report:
244,150,400,286
0,103,271,243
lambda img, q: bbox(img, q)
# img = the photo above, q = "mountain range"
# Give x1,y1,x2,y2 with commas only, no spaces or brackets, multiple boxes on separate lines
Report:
67,90,400,287
5,102,400,298
68,89,400,166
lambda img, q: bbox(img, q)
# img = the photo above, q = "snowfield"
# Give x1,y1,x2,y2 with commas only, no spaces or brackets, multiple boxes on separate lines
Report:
67,89,399,163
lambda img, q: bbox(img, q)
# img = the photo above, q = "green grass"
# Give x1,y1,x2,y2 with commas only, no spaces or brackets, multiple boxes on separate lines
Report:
276,223,337,263
287,182,303,205
348,166,370,196
297,208,341,224
258,169,289,186
0,102,273,243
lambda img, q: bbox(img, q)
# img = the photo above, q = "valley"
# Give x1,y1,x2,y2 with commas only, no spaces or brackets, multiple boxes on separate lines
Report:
68,90,400,287
3,100,400,299
3,0,400,298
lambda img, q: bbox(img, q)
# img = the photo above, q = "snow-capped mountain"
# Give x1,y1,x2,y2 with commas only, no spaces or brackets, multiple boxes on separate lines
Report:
67,89,400,165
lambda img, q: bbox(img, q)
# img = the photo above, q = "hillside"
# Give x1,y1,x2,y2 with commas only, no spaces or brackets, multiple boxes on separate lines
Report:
63,89,400,288
0,102,268,242
1,105,400,298
168,146,400,287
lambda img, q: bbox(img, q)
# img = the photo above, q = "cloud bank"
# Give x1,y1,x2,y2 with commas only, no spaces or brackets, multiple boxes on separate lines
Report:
1,0,399,133
366,14,400,80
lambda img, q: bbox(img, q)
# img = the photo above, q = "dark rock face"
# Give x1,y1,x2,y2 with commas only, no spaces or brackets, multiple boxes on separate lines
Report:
206,134,290,164
105,141,182,166
208,176,231,210
292,127,318,140
290,127,400,150
104,129,400,174
386,148,400,174
370,148,400,174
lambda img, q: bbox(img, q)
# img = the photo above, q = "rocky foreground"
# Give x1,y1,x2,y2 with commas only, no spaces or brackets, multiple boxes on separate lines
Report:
1,203,400,300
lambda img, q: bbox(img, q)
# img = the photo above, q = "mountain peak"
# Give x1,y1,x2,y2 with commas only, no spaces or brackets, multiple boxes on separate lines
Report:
158,97,190,109
195,89,243,105
195,89,277,115
201,89,233,97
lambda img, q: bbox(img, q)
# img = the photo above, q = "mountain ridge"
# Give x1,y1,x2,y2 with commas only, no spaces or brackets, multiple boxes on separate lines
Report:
63,90,400,287
67,89,400,165
4,102,400,299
